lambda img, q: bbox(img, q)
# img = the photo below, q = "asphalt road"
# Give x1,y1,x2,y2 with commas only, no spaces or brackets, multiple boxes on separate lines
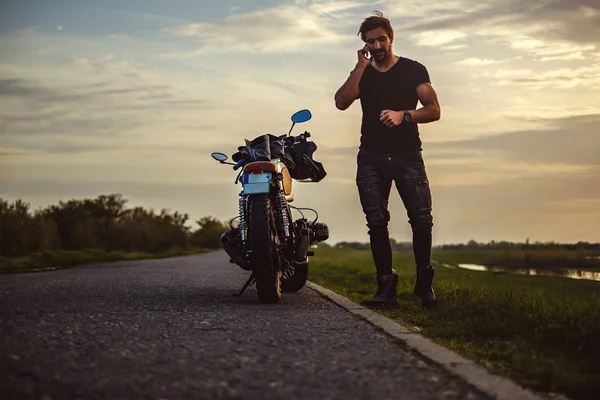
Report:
0,252,490,400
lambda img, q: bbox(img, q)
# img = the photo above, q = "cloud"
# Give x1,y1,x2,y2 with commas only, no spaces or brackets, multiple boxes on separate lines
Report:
65,55,151,78
37,84,172,104
0,142,118,156
0,78,55,97
411,30,466,47
0,148,44,156
1,113,141,138
0,73,207,142
0,139,238,157
0,77,194,109
161,0,368,57
455,57,502,66
0,66,244,158
16,27,38,36
32,47,56,56
443,44,467,52
426,114,600,170
383,0,600,58
486,64,600,90
0,177,232,206
381,0,474,18
107,34,131,40
508,40,597,63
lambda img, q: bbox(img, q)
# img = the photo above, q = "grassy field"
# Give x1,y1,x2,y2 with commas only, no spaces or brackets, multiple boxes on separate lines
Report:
0,247,216,273
308,247,600,400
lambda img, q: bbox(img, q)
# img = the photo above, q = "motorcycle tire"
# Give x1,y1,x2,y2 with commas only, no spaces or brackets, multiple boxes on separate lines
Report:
281,262,308,293
248,194,282,304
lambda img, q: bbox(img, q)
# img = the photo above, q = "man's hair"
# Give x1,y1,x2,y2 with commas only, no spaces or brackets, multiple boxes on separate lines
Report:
357,10,394,42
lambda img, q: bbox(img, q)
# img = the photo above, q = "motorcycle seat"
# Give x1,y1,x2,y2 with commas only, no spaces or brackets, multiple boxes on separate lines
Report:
243,161,278,174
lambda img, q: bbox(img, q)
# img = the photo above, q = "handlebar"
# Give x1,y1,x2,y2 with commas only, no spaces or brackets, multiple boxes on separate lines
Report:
282,131,311,146
233,159,244,170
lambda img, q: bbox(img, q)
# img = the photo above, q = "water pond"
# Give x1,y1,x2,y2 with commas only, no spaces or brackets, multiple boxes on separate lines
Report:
440,263,600,282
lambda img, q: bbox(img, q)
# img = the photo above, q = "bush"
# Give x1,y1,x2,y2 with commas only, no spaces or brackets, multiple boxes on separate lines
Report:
0,194,228,258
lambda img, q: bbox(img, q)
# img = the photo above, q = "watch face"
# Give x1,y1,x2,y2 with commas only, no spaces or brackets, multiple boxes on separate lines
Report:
404,112,411,121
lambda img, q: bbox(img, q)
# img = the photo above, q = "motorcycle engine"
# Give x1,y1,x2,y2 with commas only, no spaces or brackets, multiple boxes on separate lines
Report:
309,222,329,243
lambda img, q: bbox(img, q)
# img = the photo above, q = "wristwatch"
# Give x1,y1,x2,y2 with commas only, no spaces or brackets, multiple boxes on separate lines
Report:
402,110,412,123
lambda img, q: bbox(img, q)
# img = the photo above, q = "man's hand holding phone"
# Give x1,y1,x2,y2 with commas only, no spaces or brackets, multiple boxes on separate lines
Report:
357,45,372,68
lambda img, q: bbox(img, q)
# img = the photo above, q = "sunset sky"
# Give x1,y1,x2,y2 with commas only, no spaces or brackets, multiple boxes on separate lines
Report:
1,0,599,245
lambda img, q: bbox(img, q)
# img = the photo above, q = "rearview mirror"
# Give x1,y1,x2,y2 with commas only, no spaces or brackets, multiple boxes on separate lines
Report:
291,109,312,124
211,152,228,162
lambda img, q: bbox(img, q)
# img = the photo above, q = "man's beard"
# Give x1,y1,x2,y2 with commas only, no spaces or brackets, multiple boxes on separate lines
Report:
372,48,389,64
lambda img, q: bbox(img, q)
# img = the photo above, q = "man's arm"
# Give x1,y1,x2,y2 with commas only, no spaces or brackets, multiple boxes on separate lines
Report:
334,62,367,111
408,82,441,123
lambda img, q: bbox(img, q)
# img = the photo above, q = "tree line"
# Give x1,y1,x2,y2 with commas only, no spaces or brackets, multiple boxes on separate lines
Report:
332,238,412,251
334,238,599,252
0,194,229,258
2,194,597,259
435,238,599,251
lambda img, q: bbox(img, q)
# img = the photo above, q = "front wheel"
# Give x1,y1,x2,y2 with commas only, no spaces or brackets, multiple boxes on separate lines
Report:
248,194,282,304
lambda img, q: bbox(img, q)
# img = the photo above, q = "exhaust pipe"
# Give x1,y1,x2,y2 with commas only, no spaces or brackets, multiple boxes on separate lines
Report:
220,231,249,270
293,227,310,264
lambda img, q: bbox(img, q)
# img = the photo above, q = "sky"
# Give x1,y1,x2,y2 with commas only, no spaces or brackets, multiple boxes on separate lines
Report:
1,0,599,246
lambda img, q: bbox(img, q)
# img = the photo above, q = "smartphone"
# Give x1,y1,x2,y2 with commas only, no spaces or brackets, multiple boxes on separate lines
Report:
364,50,372,60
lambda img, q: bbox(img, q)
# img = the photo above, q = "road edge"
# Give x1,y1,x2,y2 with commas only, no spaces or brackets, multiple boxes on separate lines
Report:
305,280,566,400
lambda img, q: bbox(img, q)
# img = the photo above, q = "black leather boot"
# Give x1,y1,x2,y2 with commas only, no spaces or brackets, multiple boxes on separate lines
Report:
361,273,399,309
413,267,440,308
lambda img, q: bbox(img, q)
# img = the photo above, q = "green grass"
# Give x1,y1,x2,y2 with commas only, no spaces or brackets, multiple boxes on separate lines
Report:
0,247,217,273
308,247,600,400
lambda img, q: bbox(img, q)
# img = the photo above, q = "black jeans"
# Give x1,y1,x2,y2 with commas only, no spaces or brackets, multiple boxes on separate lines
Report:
356,147,434,275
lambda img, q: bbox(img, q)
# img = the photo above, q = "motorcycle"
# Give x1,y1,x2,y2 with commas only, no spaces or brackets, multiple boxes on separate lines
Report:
211,109,330,304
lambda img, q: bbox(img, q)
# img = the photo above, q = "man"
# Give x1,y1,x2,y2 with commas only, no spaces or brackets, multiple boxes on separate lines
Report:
334,11,441,309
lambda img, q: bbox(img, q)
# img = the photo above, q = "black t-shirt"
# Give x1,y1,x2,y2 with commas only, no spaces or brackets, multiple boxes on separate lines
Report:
357,57,430,154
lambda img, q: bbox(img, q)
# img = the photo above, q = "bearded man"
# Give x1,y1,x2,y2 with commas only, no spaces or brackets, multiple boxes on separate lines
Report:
334,11,442,309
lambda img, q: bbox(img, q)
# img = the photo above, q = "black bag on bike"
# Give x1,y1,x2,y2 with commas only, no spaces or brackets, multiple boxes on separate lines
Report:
231,134,326,183
286,141,327,182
